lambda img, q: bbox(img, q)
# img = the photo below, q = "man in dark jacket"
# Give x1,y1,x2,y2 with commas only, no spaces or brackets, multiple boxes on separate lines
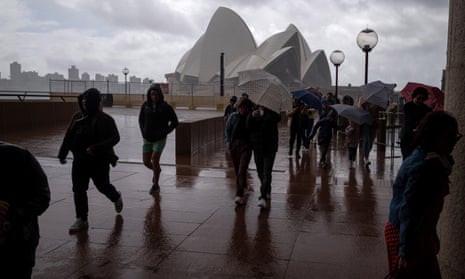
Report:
58,88,123,234
309,99,338,168
0,141,50,278
247,105,281,208
139,84,178,195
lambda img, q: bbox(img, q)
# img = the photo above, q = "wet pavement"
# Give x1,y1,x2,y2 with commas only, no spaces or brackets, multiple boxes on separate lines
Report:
2,106,402,278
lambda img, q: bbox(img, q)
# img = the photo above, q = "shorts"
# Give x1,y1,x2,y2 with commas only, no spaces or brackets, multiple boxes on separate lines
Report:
143,138,166,153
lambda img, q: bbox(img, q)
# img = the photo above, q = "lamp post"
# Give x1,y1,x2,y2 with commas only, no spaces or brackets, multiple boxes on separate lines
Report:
356,28,378,84
329,50,345,100
122,67,130,107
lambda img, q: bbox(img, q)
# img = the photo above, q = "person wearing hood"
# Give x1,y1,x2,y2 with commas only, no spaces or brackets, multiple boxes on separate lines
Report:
0,142,50,278
139,84,178,195
58,88,123,234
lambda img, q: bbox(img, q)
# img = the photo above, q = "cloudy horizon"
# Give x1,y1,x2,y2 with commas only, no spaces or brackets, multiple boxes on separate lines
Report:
0,0,449,89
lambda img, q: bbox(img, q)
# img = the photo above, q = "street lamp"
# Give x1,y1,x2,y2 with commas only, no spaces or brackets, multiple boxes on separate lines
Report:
122,67,130,107
329,50,345,100
356,28,378,84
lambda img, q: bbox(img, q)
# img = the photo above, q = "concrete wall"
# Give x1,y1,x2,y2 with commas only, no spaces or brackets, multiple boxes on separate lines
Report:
175,116,224,157
0,101,78,134
439,0,465,277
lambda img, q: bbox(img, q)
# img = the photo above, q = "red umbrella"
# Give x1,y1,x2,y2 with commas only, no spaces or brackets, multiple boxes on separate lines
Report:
400,82,444,111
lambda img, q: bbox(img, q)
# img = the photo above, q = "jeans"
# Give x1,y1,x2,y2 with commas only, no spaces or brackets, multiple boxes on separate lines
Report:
253,148,276,200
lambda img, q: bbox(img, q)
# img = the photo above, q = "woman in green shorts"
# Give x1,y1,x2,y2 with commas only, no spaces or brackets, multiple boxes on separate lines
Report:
139,84,178,194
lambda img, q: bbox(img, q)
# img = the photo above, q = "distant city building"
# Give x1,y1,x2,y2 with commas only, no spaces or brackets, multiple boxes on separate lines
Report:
10,62,21,80
68,65,79,80
129,76,141,83
95,73,105,81
81,72,90,81
0,61,156,94
106,74,118,82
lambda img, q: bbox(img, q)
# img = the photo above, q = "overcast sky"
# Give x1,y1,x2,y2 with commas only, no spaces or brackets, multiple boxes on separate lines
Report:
0,0,449,89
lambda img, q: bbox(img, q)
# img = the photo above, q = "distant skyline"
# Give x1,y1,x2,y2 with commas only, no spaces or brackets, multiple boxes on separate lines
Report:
0,0,449,89
2,61,152,83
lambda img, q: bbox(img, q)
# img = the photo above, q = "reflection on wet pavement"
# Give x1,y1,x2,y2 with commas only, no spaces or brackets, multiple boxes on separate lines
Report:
1,106,402,278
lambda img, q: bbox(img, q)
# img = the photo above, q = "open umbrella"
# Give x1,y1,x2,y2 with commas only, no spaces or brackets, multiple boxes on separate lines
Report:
400,82,444,111
331,104,373,125
238,69,293,113
291,89,322,111
361,80,397,109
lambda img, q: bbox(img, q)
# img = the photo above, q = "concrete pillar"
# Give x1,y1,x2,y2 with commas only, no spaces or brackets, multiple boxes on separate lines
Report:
439,0,465,277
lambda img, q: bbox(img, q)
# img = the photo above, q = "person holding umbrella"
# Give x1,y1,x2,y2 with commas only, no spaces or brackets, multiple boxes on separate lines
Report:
399,87,431,160
309,99,338,168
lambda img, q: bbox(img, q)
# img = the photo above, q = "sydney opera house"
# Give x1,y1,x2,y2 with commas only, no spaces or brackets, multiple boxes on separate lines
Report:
165,7,331,95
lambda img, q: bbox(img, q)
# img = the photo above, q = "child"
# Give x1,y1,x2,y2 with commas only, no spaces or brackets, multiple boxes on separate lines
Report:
345,120,360,168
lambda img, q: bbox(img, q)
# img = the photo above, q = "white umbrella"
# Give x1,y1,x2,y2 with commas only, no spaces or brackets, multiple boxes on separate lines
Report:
331,104,373,125
361,80,397,109
237,69,293,113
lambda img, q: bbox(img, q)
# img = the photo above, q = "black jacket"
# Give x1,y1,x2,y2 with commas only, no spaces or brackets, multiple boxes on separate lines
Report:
0,142,50,245
139,89,178,142
58,89,119,165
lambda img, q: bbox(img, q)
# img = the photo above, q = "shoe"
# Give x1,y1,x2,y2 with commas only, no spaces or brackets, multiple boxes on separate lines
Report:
257,198,267,208
69,218,89,234
234,196,244,206
114,192,123,213
150,184,160,195
365,160,371,170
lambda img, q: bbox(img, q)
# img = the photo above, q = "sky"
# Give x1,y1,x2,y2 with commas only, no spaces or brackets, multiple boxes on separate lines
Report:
0,0,449,89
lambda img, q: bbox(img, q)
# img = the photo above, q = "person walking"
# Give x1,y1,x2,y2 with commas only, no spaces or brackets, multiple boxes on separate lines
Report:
224,96,237,123
139,84,179,195
0,142,51,278
385,111,461,278
247,105,281,208
58,88,123,234
400,87,432,160
287,97,304,158
344,120,360,169
309,99,337,168
359,99,381,169
301,105,317,149
225,98,254,206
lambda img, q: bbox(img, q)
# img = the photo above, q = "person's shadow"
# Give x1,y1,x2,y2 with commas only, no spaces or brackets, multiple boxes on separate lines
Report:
228,206,251,263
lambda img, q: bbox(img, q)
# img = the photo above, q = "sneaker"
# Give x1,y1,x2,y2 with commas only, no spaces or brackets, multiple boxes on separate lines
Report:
69,218,89,234
234,196,244,206
257,198,267,208
365,160,371,170
150,184,160,195
114,192,123,213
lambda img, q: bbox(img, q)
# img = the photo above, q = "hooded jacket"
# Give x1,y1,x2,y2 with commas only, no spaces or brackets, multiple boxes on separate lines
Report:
0,142,50,246
58,88,120,165
138,85,178,142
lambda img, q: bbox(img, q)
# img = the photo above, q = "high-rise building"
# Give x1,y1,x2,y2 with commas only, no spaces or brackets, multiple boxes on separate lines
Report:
68,65,79,80
10,62,21,80
81,72,90,81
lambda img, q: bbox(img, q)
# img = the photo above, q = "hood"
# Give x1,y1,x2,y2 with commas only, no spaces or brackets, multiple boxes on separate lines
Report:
79,88,101,116
146,84,164,105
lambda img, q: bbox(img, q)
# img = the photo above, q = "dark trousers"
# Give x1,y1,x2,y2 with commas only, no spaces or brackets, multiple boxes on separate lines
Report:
253,148,276,200
319,140,331,163
289,126,302,154
230,140,251,197
361,124,376,159
72,158,120,220
348,146,357,161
